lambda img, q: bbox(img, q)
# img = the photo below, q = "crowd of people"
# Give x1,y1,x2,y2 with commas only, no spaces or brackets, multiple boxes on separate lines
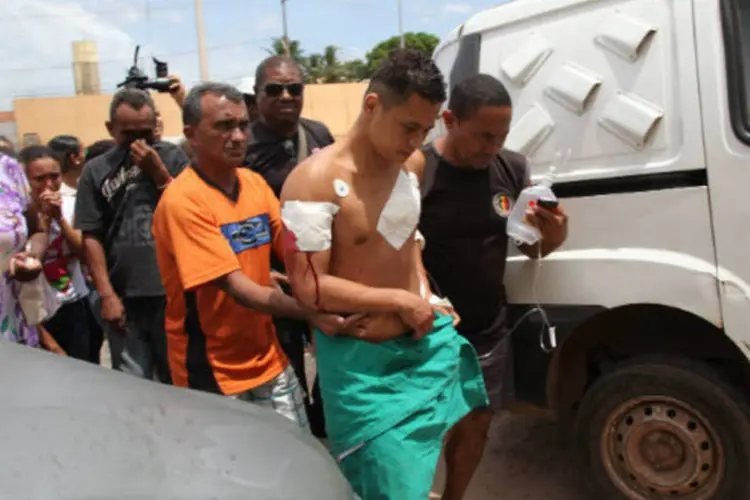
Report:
0,48,568,499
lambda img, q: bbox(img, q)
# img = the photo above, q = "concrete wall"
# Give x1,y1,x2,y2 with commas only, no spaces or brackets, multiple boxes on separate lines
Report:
0,111,16,146
12,82,368,147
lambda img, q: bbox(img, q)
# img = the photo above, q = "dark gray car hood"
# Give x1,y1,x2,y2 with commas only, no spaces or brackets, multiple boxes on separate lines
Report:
0,343,355,499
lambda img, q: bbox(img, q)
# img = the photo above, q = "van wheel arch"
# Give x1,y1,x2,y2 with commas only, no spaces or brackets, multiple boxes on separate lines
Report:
547,303,750,419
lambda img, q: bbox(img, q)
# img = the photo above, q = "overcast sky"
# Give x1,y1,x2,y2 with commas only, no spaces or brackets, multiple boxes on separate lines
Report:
0,0,508,110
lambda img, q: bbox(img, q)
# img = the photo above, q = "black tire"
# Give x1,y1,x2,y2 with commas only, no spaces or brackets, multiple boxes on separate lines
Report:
574,356,750,500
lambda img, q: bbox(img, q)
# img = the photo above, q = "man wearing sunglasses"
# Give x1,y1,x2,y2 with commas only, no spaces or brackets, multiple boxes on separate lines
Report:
244,56,336,439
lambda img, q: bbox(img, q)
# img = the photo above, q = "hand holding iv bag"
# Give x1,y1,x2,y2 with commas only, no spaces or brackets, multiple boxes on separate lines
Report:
506,149,571,246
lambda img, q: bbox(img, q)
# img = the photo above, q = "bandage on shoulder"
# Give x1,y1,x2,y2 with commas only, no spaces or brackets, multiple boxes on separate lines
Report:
281,201,339,252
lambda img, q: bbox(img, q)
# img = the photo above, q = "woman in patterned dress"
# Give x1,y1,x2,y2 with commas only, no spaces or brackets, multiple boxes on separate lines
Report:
0,152,49,346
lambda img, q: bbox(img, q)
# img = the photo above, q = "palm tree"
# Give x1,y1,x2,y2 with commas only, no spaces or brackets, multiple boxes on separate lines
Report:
266,38,306,67
320,45,343,83
306,53,325,83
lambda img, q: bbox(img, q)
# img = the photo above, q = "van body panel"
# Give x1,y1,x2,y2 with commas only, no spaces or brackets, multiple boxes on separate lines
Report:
506,187,721,326
469,0,705,181
696,0,750,356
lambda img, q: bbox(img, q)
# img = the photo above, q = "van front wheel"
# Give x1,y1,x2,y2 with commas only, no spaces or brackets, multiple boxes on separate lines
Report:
574,357,750,499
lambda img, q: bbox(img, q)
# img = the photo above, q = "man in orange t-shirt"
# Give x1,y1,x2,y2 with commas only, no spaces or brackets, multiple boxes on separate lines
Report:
152,82,346,428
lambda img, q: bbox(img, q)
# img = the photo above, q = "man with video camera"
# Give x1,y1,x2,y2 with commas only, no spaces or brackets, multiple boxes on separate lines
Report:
74,88,189,383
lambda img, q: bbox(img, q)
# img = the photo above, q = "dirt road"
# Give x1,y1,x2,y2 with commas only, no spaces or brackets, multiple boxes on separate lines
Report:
432,413,589,499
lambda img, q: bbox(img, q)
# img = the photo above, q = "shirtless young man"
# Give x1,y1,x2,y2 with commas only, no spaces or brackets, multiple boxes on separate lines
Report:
280,49,489,499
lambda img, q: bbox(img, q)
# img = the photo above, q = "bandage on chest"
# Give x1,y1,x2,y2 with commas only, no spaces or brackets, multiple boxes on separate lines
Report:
281,201,339,252
377,170,421,250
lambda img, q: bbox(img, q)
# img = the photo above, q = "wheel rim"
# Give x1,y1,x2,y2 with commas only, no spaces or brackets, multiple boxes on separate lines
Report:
601,396,724,499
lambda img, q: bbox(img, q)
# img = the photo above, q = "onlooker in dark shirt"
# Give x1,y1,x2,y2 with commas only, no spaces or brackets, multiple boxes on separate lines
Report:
244,57,335,197
74,88,189,382
245,116,334,197
243,56,335,437
412,75,568,499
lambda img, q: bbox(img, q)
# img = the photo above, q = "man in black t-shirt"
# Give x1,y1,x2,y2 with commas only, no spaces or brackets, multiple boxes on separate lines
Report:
243,56,335,438
405,74,569,498
75,88,189,383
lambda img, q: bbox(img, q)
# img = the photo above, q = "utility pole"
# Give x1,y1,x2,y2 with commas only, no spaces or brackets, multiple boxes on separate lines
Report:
397,0,405,48
281,0,290,57
195,0,209,79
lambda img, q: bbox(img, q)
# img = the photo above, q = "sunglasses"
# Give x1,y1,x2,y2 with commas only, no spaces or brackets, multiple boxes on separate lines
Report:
264,82,304,98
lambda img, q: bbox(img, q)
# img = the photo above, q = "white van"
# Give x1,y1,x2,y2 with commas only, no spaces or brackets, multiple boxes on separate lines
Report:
432,0,750,498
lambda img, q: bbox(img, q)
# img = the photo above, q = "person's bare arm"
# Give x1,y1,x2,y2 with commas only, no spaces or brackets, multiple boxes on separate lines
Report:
405,150,430,296
214,272,347,335
213,270,312,318
263,180,287,265
83,235,116,299
9,209,49,282
39,191,84,258
24,209,48,259
39,325,65,355
168,74,187,108
413,239,430,298
58,218,84,259
75,164,126,328
404,148,427,184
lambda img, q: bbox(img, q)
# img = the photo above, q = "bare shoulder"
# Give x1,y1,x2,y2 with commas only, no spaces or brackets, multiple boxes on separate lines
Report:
281,146,343,203
404,148,427,182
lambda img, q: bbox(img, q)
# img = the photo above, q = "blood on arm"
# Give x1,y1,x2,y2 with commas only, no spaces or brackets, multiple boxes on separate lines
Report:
282,224,323,309
280,201,339,310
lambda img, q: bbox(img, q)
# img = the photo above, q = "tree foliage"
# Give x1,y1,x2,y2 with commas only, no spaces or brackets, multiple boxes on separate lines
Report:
262,32,440,84
365,32,440,74
266,38,306,67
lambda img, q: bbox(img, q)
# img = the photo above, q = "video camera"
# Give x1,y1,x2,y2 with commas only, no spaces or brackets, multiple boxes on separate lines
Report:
117,45,173,93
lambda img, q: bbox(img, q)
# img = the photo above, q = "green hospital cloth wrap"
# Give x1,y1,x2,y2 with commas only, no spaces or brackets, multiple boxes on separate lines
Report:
314,313,489,498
